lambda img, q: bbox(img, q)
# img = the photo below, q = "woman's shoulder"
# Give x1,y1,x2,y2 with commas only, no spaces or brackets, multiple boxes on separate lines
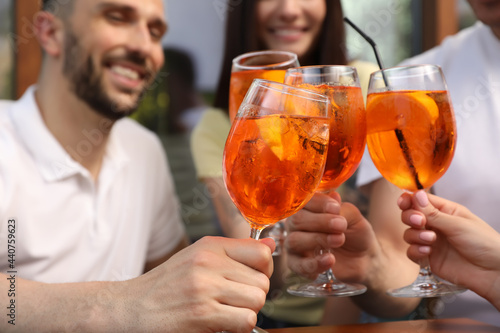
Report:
348,59,379,75
198,107,229,127
193,107,230,135
347,60,379,98
191,107,232,150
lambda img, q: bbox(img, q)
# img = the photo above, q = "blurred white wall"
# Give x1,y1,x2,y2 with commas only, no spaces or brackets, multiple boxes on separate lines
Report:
162,0,226,92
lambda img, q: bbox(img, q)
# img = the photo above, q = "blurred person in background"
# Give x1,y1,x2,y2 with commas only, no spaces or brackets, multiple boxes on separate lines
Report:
163,47,208,133
160,47,220,242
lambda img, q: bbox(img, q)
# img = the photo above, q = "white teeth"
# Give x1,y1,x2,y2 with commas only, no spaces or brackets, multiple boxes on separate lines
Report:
111,65,140,80
274,29,301,36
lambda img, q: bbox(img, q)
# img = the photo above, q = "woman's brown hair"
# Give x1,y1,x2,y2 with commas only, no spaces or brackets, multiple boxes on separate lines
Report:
213,0,348,112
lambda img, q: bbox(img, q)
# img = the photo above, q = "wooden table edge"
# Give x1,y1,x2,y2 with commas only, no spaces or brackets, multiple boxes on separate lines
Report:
265,317,500,333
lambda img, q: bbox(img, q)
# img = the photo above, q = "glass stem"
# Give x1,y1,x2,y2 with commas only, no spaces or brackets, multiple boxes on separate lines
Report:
419,256,431,273
325,268,339,284
250,227,263,240
414,256,440,290
418,215,434,279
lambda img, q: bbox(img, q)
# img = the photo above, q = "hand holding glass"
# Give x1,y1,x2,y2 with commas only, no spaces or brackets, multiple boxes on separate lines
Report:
366,64,466,297
284,65,367,297
223,79,330,333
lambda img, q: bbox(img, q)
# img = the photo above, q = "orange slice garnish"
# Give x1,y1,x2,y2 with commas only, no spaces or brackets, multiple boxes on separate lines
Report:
256,115,286,160
366,91,439,134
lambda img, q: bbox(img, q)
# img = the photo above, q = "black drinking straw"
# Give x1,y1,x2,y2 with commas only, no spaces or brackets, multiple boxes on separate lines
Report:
343,18,386,77
344,17,423,190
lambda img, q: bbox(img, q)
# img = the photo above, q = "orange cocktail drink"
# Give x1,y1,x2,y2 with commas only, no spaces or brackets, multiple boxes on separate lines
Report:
229,69,287,122
229,50,299,122
366,90,456,192
223,79,330,232
224,114,329,229
297,84,366,192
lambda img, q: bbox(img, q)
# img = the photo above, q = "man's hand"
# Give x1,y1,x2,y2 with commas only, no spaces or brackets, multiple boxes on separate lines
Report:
1,237,275,333
122,236,275,333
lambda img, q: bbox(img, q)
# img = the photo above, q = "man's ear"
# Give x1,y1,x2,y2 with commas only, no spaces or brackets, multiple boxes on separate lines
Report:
33,11,64,57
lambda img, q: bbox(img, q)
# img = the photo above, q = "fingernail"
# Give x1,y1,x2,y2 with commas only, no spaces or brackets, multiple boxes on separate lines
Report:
419,246,431,254
415,190,429,207
419,231,436,242
325,201,339,214
409,214,423,227
397,196,404,207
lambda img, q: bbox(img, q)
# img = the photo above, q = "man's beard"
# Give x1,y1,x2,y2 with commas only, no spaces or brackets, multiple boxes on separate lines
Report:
62,29,155,120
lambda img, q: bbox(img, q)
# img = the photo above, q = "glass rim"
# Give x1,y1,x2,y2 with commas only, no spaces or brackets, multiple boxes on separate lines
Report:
370,64,443,77
251,78,330,107
232,50,299,70
369,64,448,91
285,65,360,87
286,64,357,74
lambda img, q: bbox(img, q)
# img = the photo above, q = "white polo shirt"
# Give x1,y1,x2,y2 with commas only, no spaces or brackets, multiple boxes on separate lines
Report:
0,86,185,283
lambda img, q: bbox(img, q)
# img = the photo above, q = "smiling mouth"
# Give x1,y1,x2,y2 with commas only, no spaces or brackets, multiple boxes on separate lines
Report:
105,59,157,92
110,65,141,80
271,27,308,37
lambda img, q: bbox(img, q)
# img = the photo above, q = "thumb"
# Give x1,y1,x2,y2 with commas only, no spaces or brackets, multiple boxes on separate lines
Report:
412,190,455,233
341,202,364,228
259,237,277,253
328,190,342,203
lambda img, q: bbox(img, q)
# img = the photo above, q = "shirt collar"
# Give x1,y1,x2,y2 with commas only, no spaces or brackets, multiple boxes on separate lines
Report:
103,120,129,174
9,85,129,182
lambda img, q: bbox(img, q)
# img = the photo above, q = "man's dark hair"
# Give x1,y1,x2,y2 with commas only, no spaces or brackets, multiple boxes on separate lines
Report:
41,0,74,17
42,0,55,11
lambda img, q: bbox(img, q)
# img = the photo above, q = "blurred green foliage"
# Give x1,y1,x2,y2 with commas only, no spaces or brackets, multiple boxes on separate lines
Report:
130,66,170,135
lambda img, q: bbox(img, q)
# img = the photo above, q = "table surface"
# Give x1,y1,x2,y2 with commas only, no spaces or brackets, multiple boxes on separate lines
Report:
265,318,500,333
